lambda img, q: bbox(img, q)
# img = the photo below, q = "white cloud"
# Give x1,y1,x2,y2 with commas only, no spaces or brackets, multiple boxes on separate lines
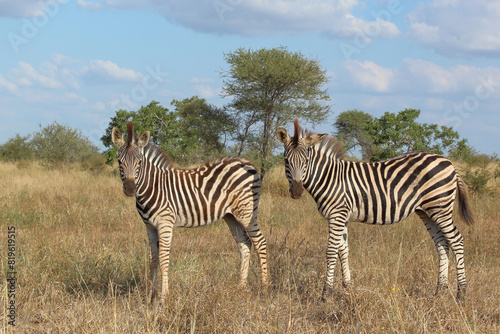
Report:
192,85,214,99
6,56,84,91
338,59,500,97
11,61,62,88
101,0,400,39
81,60,144,84
0,74,18,93
190,77,214,84
342,61,394,92
190,77,215,98
0,0,68,18
407,0,500,58
76,0,102,11
1,55,154,113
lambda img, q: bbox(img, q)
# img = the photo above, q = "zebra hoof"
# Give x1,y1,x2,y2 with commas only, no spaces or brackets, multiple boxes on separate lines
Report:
237,282,250,291
435,283,448,296
321,286,333,302
342,281,353,291
456,286,466,302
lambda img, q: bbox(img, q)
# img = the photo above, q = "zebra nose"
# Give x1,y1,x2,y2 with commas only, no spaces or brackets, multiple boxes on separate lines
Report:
124,178,136,197
291,179,304,199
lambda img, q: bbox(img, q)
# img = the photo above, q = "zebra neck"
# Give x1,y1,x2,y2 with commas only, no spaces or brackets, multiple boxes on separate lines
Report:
142,143,175,171
303,153,345,199
135,153,177,204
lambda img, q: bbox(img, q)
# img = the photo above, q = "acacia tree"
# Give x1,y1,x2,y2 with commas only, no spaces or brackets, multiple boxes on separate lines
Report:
221,47,331,179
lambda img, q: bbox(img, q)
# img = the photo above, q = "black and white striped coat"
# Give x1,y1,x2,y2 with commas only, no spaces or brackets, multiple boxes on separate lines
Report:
277,119,474,301
112,122,268,304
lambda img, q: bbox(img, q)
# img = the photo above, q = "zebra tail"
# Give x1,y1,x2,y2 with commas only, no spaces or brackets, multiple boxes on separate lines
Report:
456,174,475,226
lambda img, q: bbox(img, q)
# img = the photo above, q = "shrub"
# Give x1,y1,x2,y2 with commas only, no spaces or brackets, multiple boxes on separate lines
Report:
0,134,34,161
80,154,108,174
31,122,100,167
463,167,491,195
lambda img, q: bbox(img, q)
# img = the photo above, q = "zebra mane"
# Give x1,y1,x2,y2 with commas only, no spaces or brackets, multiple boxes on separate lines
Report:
127,121,134,147
142,142,175,169
294,121,345,160
142,143,256,171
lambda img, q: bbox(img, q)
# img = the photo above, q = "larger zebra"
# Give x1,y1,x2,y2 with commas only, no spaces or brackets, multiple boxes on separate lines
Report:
111,122,268,304
276,119,474,300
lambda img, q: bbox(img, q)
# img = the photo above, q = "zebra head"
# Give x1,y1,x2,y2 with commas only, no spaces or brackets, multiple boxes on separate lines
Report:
276,119,327,199
111,122,150,197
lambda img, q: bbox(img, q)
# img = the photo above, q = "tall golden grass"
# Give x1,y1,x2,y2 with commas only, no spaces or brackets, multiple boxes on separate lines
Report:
1,161,499,333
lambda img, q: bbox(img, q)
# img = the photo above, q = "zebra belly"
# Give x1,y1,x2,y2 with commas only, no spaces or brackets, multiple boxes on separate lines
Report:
172,202,230,228
347,203,412,225
173,215,220,227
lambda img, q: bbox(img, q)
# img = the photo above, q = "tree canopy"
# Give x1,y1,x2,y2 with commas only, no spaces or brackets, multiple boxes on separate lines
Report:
101,99,233,165
171,96,235,158
101,101,178,164
334,108,462,161
333,109,374,160
221,47,331,179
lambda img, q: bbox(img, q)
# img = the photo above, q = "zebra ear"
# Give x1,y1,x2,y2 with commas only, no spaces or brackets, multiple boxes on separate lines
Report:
137,131,150,148
111,127,125,147
276,127,290,144
303,133,327,147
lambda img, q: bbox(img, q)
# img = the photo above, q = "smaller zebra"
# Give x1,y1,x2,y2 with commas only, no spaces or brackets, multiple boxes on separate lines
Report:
111,122,268,304
277,119,474,301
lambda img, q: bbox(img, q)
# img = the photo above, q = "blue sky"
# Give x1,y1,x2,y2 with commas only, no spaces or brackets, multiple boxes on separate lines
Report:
1,0,499,155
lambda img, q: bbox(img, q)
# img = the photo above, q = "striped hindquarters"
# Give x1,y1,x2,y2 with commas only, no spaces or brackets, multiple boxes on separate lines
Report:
343,152,458,224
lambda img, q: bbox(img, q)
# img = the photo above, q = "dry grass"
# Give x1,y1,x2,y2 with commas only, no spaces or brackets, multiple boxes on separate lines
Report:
1,161,499,333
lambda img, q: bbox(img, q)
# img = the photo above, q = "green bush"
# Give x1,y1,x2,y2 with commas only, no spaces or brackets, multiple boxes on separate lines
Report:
463,167,491,195
31,122,100,167
0,122,105,171
0,134,34,161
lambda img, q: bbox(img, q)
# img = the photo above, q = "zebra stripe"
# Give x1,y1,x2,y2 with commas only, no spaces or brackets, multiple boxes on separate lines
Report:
112,122,268,304
277,119,474,301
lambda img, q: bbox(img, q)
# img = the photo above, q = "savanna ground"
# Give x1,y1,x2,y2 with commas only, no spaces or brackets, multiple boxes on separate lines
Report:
0,161,499,333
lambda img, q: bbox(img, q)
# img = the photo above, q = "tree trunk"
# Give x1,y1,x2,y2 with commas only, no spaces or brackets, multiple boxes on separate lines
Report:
260,109,276,181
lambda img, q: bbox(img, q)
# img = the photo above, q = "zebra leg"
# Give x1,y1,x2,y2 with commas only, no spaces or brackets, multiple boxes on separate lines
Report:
444,220,467,300
245,219,268,290
427,210,467,300
416,210,450,293
230,210,268,290
322,219,346,301
338,224,352,289
157,218,175,305
224,214,252,288
145,224,160,302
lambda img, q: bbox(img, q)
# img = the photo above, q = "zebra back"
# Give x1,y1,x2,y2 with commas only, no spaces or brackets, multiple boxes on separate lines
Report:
137,144,261,227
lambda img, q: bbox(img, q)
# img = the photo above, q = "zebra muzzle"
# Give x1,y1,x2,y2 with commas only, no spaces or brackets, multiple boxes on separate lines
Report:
291,179,304,199
124,178,136,197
